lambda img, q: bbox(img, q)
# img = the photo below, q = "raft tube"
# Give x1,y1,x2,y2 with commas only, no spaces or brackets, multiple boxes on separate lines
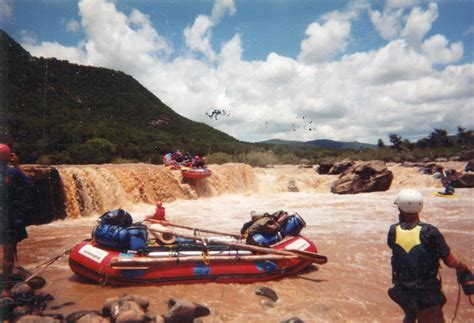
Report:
68,235,317,286
181,168,212,180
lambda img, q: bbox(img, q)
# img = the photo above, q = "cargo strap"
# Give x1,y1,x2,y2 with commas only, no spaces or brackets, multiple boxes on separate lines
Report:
25,248,72,283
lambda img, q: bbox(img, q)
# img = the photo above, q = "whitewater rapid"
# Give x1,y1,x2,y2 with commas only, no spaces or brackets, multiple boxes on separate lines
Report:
7,162,474,322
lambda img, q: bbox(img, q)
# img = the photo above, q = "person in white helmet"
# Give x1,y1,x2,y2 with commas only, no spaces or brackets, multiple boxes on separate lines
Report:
387,189,470,323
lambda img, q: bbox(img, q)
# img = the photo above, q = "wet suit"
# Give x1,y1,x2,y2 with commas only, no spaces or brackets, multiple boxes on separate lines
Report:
387,221,450,323
1,162,30,245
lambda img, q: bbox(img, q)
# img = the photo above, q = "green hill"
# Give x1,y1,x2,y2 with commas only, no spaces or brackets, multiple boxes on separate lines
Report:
0,29,248,164
261,139,375,150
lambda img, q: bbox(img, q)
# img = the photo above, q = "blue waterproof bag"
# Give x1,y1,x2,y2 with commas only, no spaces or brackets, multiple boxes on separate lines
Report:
92,224,148,251
281,213,306,236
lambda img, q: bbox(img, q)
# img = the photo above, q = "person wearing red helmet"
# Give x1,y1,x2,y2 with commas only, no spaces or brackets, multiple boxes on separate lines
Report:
387,189,470,322
191,155,205,168
0,144,31,296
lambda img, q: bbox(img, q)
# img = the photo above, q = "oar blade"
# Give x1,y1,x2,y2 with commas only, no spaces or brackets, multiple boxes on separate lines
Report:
286,249,328,264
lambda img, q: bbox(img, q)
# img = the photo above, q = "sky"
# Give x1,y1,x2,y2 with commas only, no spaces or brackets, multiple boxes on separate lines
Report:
1,0,473,144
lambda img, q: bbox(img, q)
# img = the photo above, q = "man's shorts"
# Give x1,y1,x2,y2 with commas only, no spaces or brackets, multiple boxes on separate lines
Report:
388,285,446,311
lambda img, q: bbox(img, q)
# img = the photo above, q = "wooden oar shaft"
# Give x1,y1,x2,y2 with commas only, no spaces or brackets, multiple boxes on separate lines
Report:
110,254,296,267
148,227,327,265
146,219,241,238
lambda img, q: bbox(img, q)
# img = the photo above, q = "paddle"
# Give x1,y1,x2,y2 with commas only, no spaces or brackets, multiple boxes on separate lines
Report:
148,226,328,265
146,218,241,239
110,254,297,268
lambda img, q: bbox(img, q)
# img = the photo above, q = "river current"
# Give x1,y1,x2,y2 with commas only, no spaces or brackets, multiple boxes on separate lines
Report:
5,162,474,322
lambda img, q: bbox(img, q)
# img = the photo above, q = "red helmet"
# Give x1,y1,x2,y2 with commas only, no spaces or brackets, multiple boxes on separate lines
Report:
0,144,11,162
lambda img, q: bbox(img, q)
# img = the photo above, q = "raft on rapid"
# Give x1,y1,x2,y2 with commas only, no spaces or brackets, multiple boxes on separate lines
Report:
180,167,212,180
68,235,319,286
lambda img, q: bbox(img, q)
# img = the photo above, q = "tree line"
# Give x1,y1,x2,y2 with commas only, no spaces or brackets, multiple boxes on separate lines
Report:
377,126,473,152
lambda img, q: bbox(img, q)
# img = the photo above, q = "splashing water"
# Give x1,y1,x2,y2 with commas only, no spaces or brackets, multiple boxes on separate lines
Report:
6,163,473,322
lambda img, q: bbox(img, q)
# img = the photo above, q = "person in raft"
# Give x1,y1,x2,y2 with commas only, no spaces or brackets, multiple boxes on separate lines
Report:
387,189,470,322
0,144,31,297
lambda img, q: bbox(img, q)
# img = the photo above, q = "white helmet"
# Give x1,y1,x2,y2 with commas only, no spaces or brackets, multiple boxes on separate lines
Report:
394,189,423,213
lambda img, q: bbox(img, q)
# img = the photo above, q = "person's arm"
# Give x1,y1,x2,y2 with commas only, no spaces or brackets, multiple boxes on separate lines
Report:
443,253,469,271
10,153,31,187
429,224,470,271
387,224,396,249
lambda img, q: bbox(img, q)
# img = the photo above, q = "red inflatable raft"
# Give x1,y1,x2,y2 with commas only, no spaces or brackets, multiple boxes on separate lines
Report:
181,168,212,180
68,236,317,286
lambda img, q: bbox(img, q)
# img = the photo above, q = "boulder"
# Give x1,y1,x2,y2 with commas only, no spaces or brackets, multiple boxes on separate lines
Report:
449,156,461,161
316,162,333,175
165,298,211,322
27,276,46,290
110,300,144,321
465,159,474,172
328,160,354,175
255,287,278,302
331,161,393,194
10,282,34,299
76,313,108,323
451,173,474,188
163,300,196,323
15,315,61,323
287,180,299,192
460,150,474,161
115,309,146,323
419,163,441,175
435,158,448,162
65,310,104,323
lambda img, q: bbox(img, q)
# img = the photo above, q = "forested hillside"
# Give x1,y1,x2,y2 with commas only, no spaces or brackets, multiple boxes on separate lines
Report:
0,29,248,164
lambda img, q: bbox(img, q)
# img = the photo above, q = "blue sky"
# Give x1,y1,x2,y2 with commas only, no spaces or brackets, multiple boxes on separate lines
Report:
1,0,473,143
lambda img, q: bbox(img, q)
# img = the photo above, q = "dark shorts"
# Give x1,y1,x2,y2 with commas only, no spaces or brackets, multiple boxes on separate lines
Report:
388,285,446,312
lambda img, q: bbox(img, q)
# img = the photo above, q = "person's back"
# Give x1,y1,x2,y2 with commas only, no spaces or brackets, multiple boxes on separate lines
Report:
388,222,446,290
387,189,470,323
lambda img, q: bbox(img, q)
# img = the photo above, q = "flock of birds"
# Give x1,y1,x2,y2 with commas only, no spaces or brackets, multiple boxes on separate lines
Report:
205,108,317,133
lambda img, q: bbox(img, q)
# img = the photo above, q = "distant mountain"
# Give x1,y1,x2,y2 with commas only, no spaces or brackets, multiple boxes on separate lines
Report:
0,29,249,164
261,139,375,150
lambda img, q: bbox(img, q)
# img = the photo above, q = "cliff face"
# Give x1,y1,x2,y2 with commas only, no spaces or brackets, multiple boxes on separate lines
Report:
0,29,245,164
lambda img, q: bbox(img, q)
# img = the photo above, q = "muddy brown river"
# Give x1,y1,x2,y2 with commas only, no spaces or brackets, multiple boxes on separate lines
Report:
3,163,474,322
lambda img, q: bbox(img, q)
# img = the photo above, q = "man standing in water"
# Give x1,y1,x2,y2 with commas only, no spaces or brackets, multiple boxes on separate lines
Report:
387,189,470,322
0,144,31,296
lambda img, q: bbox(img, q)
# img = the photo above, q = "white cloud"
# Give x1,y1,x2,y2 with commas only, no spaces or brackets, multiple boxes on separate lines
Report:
401,2,438,47
211,0,236,22
66,18,80,32
421,35,463,65
298,1,367,64
369,8,403,40
183,15,216,61
0,0,12,22
464,25,474,36
79,0,172,74
298,19,352,64
386,0,420,9
19,0,474,143
184,0,235,62
371,2,439,46
25,41,85,63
